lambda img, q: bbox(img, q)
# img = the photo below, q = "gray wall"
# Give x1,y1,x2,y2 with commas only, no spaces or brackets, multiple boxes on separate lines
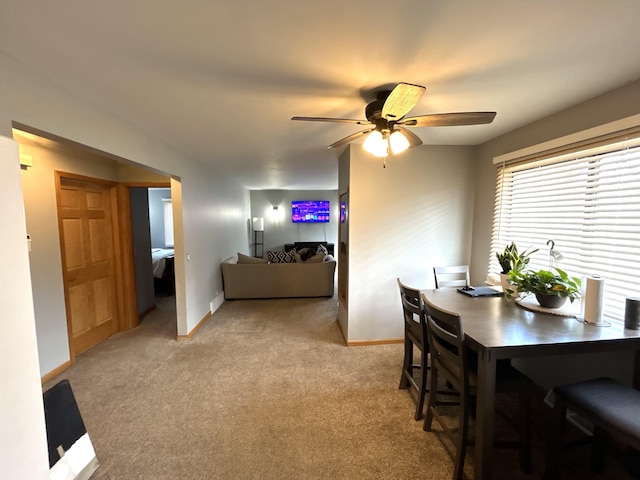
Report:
130,187,155,315
2,50,250,377
249,189,339,255
2,50,251,478
342,144,476,342
470,79,640,389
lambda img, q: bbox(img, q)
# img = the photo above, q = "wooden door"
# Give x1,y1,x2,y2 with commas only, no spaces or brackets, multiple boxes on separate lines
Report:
58,176,118,357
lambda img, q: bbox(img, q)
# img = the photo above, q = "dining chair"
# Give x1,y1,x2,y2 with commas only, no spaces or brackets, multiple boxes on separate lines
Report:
397,278,429,420
544,377,640,479
433,265,470,289
422,294,532,480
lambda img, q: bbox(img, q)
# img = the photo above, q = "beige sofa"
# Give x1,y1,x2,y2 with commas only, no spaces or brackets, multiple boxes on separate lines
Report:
221,256,336,299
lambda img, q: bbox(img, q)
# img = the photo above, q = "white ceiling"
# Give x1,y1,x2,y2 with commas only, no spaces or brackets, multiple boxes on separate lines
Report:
2,1,640,190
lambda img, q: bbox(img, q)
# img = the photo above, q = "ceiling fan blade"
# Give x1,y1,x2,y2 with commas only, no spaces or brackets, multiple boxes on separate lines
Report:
400,111,497,127
292,116,371,125
396,127,423,148
381,83,426,121
327,128,374,149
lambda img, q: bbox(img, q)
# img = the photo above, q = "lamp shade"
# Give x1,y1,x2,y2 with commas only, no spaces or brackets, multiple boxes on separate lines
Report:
363,130,388,157
252,217,264,231
389,130,410,154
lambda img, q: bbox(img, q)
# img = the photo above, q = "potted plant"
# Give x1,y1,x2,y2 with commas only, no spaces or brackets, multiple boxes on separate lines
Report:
496,242,538,291
506,267,582,308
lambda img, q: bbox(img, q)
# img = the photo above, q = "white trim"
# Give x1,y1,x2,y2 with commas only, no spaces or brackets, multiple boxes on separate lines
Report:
493,113,640,165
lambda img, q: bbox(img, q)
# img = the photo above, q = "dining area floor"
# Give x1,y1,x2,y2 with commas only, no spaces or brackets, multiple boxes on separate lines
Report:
43,295,636,479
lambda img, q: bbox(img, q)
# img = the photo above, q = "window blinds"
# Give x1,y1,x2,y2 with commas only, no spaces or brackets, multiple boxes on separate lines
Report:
490,144,640,323
162,198,174,248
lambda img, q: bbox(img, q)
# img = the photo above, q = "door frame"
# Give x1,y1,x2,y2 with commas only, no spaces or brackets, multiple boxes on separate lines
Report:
118,181,172,326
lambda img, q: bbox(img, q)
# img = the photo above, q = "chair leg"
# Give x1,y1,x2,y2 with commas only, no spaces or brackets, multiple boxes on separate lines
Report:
544,395,567,480
415,351,428,421
399,336,413,390
454,388,470,480
590,426,606,473
518,386,532,473
423,365,439,432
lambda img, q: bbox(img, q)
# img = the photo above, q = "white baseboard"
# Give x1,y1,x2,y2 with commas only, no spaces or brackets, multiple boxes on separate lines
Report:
210,291,225,314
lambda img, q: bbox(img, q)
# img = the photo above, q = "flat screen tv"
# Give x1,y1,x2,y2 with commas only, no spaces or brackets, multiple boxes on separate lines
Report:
292,200,330,223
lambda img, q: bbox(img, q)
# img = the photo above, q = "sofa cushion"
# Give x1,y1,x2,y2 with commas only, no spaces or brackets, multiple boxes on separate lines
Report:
237,253,267,264
267,250,296,263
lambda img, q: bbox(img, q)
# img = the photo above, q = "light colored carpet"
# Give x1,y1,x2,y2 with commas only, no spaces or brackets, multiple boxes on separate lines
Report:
43,295,634,479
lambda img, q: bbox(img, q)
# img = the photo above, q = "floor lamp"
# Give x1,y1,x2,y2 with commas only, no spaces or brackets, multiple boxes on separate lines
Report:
252,217,264,258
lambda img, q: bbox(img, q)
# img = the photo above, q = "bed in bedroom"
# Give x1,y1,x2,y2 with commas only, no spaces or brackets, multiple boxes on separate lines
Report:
152,248,175,295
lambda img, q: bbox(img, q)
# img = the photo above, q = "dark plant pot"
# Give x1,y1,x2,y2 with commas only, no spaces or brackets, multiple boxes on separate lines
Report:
535,293,567,309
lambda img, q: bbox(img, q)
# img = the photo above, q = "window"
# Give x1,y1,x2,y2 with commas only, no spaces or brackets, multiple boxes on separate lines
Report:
162,198,174,247
490,141,640,323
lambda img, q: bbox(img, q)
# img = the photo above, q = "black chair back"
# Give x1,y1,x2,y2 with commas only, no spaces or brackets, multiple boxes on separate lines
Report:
423,298,470,397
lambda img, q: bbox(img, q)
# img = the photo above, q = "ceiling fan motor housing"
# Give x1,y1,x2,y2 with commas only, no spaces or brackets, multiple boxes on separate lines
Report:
365,90,392,121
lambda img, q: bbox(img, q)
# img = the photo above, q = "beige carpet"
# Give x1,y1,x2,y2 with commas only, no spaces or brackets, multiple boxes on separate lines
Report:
44,295,634,479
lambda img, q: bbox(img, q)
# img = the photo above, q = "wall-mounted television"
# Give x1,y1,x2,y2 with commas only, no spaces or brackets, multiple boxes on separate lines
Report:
340,201,346,223
292,200,330,223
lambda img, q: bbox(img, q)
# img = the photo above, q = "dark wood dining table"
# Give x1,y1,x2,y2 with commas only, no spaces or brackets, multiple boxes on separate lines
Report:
421,287,640,480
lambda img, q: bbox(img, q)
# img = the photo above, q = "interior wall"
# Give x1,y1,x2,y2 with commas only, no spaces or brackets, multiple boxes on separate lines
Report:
345,145,476,342
249,189,339,255
130,187,155,315
470,78,640,388
0,136,50,479
19,139,125,375
337,148,351,337
2,50,250,372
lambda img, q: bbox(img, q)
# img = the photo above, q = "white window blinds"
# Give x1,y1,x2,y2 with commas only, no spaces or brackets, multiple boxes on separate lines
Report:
162,198,174,248
489,143,640,323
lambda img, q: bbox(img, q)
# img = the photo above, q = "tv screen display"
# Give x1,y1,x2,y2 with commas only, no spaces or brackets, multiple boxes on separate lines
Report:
292,200,330,223
340,201,346,223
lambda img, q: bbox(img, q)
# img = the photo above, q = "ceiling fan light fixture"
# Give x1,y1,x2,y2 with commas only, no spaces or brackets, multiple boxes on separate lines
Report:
363,130,388,157
389,130,410,154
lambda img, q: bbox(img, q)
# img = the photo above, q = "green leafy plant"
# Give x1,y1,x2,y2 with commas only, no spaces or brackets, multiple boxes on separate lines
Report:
506,268,582,303
496,242,538,274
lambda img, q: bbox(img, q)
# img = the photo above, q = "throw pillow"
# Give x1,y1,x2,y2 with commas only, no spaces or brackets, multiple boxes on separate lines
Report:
237,252,267,264
267,250,295,263
305,253,325,263
298,248,315,262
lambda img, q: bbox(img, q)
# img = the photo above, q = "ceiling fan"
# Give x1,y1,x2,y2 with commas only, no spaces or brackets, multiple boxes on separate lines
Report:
292,82,496,157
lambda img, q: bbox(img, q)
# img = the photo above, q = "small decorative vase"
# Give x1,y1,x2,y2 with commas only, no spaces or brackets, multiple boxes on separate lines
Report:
535,293,567,309
500,273,513,293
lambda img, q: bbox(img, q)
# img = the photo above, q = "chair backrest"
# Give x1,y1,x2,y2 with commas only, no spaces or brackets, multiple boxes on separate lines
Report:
397,278,426,343
422,294,469,394
433,265,470,289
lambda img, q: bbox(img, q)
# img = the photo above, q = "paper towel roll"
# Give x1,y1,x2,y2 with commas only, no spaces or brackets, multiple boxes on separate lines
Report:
583,275,605,324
